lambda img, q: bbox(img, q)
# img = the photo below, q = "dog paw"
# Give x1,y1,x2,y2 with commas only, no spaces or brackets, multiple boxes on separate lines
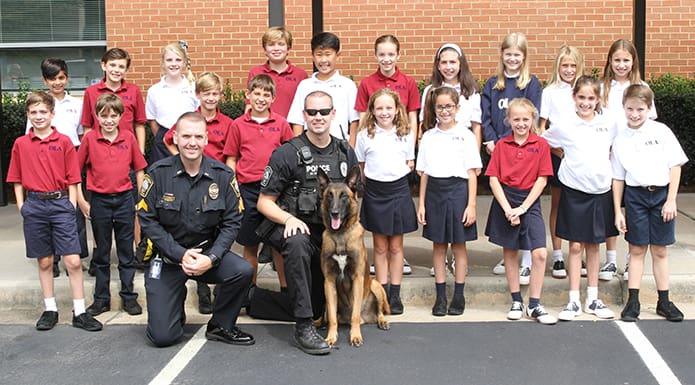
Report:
349,334,363,347
377,317,390,330
325,334,338,347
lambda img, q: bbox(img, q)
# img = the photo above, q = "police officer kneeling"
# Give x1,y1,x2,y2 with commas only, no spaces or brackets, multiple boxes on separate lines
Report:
138,112,254,347
257,90,360,355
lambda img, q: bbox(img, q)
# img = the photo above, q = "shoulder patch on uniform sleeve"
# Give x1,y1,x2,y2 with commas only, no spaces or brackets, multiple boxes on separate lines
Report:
261,166,272,187
230,177,243,212
140,174,153,198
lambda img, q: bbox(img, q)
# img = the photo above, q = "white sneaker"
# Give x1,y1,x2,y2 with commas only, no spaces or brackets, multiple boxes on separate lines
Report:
581,261,587,277
507,301,524,320
585,299,615,319
430,255,453,277
429,266,435,277
623,264,629,281
403,259,412,275
598,262,617,281
558,301,582,321
526,304,557,325
492,259,505,275
519,266,531,286
369,264,375,275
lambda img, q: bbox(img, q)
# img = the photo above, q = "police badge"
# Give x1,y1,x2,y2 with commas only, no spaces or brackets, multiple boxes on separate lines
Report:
208,183,219,200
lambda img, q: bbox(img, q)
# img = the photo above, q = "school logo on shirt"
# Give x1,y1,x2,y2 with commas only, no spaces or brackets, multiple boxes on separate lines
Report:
497,98,509,110
48,145,63,152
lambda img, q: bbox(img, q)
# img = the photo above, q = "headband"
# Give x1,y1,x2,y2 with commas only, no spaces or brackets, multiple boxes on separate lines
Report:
436,43,463,58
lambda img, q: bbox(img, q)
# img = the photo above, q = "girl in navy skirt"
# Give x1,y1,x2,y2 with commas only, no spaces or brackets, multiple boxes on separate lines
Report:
542,76,617,321
355,88,417,314
484,98,556,324
416,87,482,316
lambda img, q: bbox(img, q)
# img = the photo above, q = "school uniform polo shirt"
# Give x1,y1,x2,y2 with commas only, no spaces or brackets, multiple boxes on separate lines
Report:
7,128,81,192
81,79,147,133
78,129,147,194
223,110,294,184
542,112,616,194
539,81,573,124
146,77,199,129
286,71,359,140
611,119,688,187
355,67,421,113
355,125,415,182
485,132,553,190
24,92,83,147
418,84,482,129
247,61,308,118
164,108,234,163
416,123,482,179
602,80,657,125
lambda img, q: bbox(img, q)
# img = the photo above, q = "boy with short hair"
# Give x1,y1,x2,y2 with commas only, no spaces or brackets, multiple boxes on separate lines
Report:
25,58,89,276
286,32,360,147
77,93,148,317
81,48,147,154
224,74,294,287
612,84,688,322
246,26,308,120
6,91,103,332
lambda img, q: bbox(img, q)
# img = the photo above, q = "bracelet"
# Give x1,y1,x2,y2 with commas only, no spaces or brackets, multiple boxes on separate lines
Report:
284,215,294,224
519,204,528,214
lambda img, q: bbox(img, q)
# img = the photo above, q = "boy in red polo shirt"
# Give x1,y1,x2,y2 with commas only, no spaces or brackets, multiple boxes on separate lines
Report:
163,71,234,313
6,91,102,332
81,48,147,155
246,27,308,120
77,93,147,317
224,74,294,287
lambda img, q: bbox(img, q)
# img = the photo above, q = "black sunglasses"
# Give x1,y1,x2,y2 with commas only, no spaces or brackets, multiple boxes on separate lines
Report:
304,108,333,116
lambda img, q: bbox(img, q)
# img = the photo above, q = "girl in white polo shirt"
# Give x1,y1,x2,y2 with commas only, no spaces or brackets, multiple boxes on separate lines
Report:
355,88,417,315
416,87,482,316
542,76,618,321
612,84,687,322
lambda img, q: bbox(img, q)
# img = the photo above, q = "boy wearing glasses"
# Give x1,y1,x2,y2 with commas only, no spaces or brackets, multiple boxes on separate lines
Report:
287,32,359,147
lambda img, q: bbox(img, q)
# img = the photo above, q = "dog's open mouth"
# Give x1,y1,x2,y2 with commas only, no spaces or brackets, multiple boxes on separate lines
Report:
331,214,342,230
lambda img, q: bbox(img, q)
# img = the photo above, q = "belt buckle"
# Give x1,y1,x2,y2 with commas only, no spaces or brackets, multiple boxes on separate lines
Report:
53,191,64,199
646,185,656,192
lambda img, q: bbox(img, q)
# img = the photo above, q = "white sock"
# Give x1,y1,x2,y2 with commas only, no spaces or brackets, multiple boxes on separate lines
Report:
569,290,580,304
586,287,598,303
44,297,58,312
605,250,617,265
552,249,563,262
520,250,532,268
73,298,86,316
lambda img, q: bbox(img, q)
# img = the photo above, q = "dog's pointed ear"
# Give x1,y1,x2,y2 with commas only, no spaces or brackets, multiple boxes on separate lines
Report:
345,166,360,191
317,167,330,194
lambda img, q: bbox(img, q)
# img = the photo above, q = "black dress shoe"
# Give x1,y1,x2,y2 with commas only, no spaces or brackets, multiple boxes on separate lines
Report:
448,295,465,316
621,300,640,322
36,311,58,331
73,312,103,332
432,297,447,316
389,295,404,315
122,299,143,315
53,264,60,278
86,300,110,316
293,323,330,355
205,323,255,345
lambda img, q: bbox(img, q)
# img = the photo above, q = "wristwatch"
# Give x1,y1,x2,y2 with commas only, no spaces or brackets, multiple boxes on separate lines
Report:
208,253,221,267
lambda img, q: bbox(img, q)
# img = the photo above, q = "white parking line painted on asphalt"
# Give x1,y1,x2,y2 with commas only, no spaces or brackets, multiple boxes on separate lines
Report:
148,325,207,385
616,321,682,385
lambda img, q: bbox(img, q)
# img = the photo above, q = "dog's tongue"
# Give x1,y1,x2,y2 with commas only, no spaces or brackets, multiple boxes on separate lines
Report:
331,217,341,230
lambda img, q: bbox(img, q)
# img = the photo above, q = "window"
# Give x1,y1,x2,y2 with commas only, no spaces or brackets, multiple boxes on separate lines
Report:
0,0,106,91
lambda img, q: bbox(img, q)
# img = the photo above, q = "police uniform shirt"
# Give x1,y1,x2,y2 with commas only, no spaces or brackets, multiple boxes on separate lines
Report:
138,155,243,263
542,111,617,194
611,119,688,187
355,125,414,182
416,122,482,179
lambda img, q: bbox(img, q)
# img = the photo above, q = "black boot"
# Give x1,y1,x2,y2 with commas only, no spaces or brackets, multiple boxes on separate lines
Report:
293,320,330,355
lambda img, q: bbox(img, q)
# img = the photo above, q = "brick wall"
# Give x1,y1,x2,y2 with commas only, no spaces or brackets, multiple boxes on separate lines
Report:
107,0,695,96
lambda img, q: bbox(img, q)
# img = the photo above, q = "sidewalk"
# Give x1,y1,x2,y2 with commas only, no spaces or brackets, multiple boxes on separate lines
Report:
1,194,694,318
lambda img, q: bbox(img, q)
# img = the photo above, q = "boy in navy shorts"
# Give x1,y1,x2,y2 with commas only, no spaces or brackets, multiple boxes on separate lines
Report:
77,93,148,317
612,84,688,322
6,91,102,332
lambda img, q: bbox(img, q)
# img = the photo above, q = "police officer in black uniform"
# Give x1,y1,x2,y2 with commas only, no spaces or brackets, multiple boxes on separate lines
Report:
257,90,359,355
138,112,254,347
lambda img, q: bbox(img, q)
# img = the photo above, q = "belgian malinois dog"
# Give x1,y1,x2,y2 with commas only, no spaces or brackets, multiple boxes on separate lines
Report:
317,166,390,347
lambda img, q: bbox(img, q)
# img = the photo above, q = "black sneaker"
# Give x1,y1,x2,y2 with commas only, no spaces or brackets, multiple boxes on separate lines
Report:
448,295,465,316
206,322,255,345
36,311,58,331
293,323,330,355
389,295,404,315
432,297,447,317
86,300,110,316
552,260,567,279
72,312,103,332
656,301,684,322
620,301,640,322
122,299,143,315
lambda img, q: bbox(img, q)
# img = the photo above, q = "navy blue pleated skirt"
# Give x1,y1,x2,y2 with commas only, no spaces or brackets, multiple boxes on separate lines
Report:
556,184,618,244
360,176,418,236
422,177,477,244
485,184,546,250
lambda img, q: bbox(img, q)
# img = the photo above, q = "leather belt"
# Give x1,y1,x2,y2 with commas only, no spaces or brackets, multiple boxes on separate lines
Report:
27,190,68,200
